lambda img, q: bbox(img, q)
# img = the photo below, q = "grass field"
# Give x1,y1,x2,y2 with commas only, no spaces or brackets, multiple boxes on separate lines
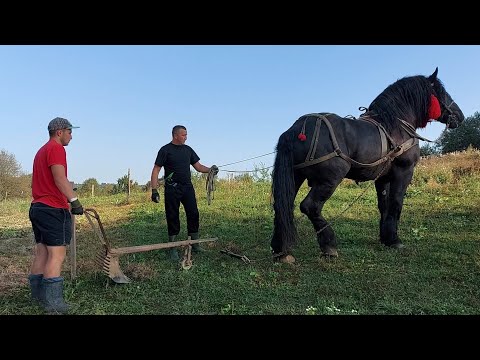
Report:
1,150,479,315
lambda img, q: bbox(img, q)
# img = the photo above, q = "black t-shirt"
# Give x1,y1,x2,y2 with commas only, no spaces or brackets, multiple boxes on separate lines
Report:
154,143,200,185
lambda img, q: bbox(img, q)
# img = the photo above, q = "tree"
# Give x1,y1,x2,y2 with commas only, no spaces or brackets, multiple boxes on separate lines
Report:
102,183,115,195
79,178,100,196
437,112,480,153
14,174,32,198
0,149,21,177
0,149,25,200
420,143,440,157
113,174,139,194
113,175,129,194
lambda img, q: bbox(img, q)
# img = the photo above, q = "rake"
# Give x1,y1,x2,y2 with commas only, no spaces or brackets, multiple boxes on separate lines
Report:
84,208,217,284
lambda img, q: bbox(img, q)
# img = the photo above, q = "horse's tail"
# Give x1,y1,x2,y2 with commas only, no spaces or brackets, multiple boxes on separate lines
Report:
271,129,298,254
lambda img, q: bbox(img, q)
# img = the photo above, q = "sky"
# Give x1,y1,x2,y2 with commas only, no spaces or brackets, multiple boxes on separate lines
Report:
1,45,479,185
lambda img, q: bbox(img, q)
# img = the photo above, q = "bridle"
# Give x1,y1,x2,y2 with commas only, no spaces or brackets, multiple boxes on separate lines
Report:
439,97,458,128
431,81,458,128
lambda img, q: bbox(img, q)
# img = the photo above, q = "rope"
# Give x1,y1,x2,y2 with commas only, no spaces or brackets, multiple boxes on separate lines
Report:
221,165,273,173
216,151,275,173
315,160,391,236
205,152,275,203
218,152,275,168
205,168,217,205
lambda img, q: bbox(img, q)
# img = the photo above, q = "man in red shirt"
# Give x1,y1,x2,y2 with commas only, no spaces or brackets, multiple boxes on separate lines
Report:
28,117,84,314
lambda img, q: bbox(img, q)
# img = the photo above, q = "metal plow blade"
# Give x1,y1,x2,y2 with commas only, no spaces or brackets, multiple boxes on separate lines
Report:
96,251,131,284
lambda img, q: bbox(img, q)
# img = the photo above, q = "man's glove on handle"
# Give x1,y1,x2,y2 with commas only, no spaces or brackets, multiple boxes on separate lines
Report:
151,189,160,203
70,199,84,215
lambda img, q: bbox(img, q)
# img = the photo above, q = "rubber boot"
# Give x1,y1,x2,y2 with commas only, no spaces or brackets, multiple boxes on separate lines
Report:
167,235,179,261
189,232,203,254
43,277,70,314
28,274,44,304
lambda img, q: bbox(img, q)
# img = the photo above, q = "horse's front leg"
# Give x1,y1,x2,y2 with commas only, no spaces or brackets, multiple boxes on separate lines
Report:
383,166,414,248
300,184,339,257
375,177,390,245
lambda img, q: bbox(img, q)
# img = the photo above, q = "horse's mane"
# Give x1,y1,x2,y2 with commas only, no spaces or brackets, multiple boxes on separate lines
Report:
367,75,445,135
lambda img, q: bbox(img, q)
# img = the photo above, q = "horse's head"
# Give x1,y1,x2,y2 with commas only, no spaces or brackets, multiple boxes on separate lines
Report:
428,67,465,129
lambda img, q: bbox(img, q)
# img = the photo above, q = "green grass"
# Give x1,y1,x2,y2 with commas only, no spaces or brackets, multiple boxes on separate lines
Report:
1,153,480,315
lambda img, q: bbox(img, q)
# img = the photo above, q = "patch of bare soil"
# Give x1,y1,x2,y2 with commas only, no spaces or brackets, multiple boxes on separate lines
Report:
0,237,104,295
0,237,34,256
124,263,157,280
0,247,31,294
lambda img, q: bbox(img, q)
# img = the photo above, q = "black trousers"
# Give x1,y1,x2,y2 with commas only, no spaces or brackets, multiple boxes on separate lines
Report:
164,183,199,236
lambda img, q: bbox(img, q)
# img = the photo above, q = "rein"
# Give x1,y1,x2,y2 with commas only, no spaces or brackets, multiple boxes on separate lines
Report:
398,118,434,142
205,167,217,205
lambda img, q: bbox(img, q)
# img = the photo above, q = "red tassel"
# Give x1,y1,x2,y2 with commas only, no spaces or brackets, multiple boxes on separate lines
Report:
298,133,307,141
428,94,441,120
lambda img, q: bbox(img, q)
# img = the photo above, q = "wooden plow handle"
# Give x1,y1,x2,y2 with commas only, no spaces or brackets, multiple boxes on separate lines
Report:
84,208,112,251
110,238,217,255
84,208,218,284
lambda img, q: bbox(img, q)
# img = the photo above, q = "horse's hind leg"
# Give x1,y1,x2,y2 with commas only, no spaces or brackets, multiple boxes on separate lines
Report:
300,183,340,257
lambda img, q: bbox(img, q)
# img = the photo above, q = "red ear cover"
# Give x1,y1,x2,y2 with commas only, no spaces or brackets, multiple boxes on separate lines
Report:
429,94,441,120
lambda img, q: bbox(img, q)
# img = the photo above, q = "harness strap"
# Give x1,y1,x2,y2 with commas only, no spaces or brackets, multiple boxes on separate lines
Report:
294,150,340,169
380,126,388,157
294,114,419,170
305,117,322,161
363,117,397,146
399,119,434,142
295,114,337,170
358,116,393,156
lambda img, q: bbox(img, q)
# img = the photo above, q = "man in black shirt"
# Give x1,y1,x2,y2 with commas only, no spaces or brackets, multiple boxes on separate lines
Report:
150,125,218,261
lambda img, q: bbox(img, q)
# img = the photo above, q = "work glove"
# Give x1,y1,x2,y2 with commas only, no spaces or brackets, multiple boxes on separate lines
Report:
70,199,84,215
211,165,219,176
151,188,160,203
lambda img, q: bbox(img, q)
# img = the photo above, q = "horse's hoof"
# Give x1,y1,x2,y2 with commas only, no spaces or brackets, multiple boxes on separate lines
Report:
278,254,296,264
321,247,338,257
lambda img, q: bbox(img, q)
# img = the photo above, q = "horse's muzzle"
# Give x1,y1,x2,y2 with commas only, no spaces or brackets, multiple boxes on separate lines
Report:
447,115,460,129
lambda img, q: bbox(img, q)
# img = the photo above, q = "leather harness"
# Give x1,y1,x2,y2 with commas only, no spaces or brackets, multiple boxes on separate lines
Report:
293,113,421,170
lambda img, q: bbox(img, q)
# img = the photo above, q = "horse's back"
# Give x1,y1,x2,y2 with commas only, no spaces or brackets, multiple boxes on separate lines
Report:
290,113,392,182
294,113,385,162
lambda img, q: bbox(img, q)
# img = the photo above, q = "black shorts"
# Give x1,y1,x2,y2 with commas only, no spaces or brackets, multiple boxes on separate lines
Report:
29,202,72,246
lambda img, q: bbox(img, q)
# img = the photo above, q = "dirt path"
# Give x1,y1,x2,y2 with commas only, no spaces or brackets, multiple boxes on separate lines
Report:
0,237,33,294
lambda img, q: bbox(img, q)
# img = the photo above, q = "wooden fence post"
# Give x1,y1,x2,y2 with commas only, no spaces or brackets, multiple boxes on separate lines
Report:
127,168,131,201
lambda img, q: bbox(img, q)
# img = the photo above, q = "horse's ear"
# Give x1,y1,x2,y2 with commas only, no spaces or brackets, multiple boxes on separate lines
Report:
429,67,439,84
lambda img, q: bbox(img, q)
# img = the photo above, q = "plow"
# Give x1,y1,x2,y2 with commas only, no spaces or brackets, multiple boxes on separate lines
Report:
83,208,217,284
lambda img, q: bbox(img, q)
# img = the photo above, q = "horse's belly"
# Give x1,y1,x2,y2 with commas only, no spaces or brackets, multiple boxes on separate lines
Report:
345,167,380,182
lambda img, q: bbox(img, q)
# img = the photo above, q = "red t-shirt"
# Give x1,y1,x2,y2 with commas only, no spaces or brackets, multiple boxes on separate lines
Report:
32,139,69,209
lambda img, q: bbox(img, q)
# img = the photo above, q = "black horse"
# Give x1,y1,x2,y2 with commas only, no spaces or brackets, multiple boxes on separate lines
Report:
271,68,464,261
